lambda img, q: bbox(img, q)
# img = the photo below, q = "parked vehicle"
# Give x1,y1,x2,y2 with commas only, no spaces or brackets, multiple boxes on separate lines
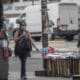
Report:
58,2,79,41
16,2,79,41
16,3,59,41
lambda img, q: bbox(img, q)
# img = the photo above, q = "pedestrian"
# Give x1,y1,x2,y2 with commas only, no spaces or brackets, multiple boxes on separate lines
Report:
13,20,39,80
49,20,55,40
77,32,80,57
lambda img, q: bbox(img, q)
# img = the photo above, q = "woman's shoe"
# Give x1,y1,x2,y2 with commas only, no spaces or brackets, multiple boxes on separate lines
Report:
21,76,27,80
24,76,27,80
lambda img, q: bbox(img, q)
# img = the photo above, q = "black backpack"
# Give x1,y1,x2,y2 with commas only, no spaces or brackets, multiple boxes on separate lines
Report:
17,35,32,52
14,29,32,56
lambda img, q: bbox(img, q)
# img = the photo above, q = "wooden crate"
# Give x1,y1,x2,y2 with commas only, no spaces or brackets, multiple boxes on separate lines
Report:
51,59,57,76
46,58,52,76
45,58,80,77
72,75,80,80
79,60,80,74
56,59,72,77
72,59,79,75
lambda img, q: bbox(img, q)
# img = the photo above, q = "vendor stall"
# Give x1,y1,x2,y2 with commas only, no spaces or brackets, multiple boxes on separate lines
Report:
46,58,80,77
41,48,80,77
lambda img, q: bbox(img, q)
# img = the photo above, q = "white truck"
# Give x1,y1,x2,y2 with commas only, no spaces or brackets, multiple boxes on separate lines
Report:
57,2,79,41
16,2,79,41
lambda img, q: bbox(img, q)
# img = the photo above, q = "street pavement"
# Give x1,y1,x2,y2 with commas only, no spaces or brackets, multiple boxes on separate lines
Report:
9,39,78,52
8,72,72,80
8,53,73,80
8,40,78,80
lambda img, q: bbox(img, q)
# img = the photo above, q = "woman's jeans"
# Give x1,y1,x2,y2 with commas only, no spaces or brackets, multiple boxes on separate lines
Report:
19,56,27,77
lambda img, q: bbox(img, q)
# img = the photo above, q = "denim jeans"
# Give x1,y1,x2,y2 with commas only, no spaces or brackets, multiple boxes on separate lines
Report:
19,56,27,77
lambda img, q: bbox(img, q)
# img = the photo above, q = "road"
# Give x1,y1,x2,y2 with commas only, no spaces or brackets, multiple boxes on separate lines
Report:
8,39,78,80
9,39,78,51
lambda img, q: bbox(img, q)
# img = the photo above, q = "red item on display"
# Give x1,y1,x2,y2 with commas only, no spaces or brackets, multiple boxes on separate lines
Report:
48,47,55,54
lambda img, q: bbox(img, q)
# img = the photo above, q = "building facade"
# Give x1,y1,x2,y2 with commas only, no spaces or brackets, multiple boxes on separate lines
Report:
3,0,60,18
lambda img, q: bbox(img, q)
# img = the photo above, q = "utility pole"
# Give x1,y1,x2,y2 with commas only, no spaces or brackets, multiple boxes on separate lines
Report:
41,0,49,69
41,0,48,48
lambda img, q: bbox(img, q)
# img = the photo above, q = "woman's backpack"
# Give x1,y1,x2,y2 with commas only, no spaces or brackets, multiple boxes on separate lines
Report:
14,29,32,56
17,35,32,52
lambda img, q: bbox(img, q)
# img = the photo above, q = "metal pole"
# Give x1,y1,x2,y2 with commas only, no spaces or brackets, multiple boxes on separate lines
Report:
41,0,49,69
41,0,48,48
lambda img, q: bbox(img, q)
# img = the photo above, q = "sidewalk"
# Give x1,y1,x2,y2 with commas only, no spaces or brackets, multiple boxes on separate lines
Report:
8,71,72,80
8,40,75,80
8,54,73,80
8,71,35,80
8,53,73,80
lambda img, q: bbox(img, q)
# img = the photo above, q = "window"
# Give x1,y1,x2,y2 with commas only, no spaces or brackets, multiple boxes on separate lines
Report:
14,0,19,2
3,0,13,3
19,13,26,21
48,0,60,2
23,0,39,1
23,0,28,1
3,0,19,4
20,13,26,18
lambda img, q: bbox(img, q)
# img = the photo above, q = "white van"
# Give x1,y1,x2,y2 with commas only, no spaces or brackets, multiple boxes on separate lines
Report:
58,2,79,41
16,3,59,41
16,2,79,41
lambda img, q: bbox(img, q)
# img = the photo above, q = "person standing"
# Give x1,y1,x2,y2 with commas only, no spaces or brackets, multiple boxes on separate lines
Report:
77,32,80,58
13,20,39,80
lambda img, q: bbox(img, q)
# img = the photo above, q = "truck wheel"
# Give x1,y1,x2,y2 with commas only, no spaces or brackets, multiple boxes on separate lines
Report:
34,37,41,41
65,35,74,41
